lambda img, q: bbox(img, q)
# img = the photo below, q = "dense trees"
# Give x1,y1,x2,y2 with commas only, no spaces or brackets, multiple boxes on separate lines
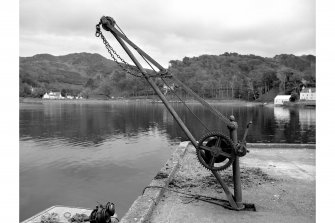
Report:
167,53,315,101
19,52,315,101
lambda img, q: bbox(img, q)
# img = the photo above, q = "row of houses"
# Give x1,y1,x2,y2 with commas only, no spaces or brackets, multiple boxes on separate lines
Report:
42,91,83,100
300,87,316,101
274,87,316,105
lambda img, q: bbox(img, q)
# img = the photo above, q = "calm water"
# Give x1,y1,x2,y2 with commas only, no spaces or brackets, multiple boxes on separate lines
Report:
20,100,315,220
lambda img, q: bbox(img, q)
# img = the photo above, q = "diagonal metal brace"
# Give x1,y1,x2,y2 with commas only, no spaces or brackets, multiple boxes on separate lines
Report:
211,170,239,210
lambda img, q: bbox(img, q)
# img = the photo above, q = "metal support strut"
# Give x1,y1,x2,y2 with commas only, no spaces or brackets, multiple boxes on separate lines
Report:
228,115,244,210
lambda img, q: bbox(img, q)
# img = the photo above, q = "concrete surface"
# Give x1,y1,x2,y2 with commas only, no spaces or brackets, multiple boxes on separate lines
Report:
149,145,315,223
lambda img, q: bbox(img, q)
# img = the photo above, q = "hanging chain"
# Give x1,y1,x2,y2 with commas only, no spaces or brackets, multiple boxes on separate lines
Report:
96,23,143,77
96,23,172,79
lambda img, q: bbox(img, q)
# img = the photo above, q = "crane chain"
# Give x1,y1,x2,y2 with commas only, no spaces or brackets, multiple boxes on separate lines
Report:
96,24,143,78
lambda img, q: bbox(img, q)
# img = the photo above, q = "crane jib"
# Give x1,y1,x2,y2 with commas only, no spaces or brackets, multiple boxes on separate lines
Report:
95,16,255,211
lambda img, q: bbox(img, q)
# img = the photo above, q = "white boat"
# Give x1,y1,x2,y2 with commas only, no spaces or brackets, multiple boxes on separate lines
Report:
22,205,118,223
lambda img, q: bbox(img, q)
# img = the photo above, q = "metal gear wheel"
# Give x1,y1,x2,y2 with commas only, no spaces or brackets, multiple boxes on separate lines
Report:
196,132,236,171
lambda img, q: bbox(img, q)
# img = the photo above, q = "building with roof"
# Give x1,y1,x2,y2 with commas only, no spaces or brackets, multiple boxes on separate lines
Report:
42,91,64,100
300,87,316,101
274,95,291,105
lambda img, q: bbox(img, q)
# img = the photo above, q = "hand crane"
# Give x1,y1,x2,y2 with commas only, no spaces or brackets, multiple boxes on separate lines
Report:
95,16,254,211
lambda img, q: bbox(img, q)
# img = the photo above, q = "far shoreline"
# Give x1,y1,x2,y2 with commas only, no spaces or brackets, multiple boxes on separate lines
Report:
19,97,267,106
19,97,317,109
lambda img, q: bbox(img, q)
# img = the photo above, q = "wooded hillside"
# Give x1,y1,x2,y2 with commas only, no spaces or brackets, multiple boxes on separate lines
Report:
19,52,315,101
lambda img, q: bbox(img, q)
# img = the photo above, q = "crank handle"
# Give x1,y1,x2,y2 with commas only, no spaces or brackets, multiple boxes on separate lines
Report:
242,121,252,143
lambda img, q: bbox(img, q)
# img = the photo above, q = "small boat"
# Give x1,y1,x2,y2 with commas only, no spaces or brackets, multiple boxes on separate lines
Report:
22,203,118,223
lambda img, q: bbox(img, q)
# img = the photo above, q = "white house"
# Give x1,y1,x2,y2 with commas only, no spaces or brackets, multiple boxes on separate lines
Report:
42,91,64,100
300,87,316,101
274,95,291,105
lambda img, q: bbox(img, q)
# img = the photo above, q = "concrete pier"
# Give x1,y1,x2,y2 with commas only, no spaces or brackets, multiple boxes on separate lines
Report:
121,142,315,223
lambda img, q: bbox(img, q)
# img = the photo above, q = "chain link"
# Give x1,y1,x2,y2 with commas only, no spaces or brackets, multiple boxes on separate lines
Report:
96,23,173,79
96,25,143,78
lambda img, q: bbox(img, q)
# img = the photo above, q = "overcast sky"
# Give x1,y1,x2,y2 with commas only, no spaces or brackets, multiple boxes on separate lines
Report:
20,0,315,67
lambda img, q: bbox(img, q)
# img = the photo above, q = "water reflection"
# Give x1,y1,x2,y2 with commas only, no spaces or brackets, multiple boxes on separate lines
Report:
274,107,290,122
272,106,316,143
299,108,316,128
20,101,315,221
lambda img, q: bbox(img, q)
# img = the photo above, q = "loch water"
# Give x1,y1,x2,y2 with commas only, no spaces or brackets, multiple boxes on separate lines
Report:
19,100,315,220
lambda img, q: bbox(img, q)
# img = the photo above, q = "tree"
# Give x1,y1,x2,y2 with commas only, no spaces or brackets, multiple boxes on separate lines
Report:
32,87,47,98
286,71,303,94
61,89,67,97
96,81,114,98
84,78,96,89
20,82,32,97
229,74,237,99
246,77,258,100
290,92,299,102
80,89,92,99
261,69,278,93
